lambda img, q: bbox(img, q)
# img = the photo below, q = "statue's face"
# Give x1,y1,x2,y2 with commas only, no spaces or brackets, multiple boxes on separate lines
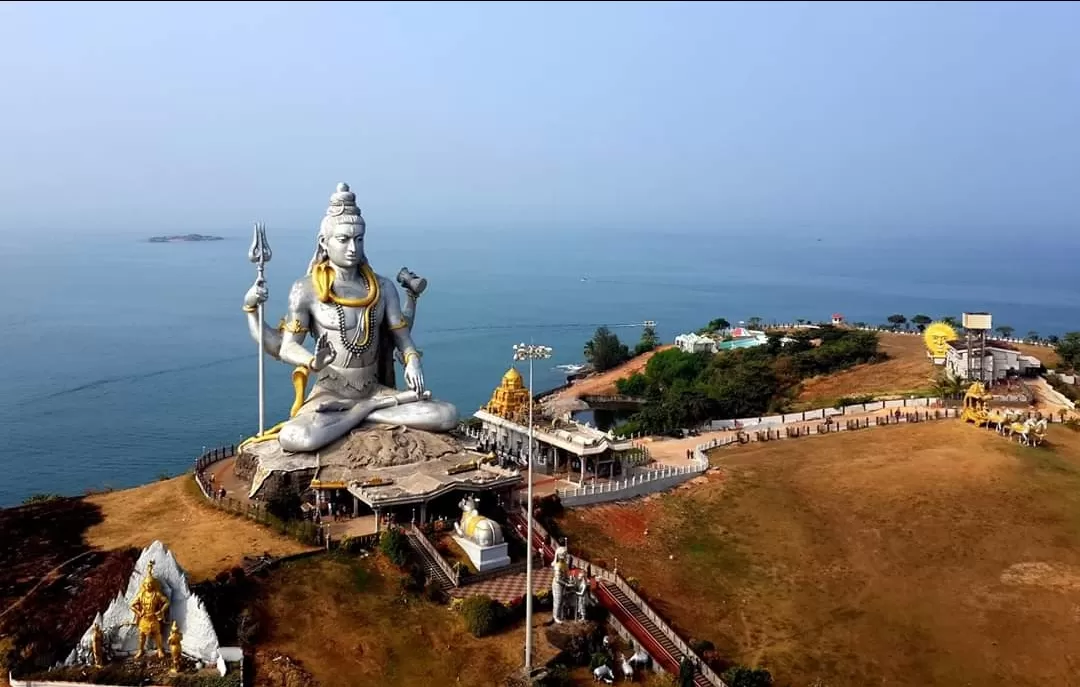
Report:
321,219,365,269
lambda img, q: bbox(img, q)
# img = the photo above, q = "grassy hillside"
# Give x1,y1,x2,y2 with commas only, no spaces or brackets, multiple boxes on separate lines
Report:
559,422,1080,686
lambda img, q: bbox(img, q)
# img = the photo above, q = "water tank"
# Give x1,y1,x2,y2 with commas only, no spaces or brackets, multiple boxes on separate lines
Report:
962,312,992,331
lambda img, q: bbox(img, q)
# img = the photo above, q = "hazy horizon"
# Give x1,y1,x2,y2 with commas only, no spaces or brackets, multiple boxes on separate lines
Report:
1,1,1078,239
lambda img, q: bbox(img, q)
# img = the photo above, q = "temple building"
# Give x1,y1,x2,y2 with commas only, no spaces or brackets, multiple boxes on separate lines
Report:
469,367,644,483
944,340,1042,381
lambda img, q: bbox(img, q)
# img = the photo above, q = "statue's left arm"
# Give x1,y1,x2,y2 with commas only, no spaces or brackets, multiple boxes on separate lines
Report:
380,277,422,389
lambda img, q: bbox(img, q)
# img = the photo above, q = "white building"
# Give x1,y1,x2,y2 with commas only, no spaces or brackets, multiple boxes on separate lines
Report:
674,333,716,354
945,340,1042,381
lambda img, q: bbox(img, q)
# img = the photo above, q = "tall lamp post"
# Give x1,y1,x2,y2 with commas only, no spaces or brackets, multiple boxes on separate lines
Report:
513,341,553,673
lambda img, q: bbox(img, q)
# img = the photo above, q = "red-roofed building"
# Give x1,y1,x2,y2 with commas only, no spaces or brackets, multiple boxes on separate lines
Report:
832,313,845,326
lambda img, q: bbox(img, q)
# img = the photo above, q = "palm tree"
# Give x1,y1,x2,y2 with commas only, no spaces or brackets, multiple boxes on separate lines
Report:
933,373,966,398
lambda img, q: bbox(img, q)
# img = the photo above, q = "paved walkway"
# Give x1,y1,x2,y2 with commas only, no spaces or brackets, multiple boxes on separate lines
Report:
451,567,555,604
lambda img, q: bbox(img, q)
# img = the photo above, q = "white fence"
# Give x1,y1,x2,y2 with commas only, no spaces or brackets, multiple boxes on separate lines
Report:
693,408,959,457
763,323,1057,349
703,397,944,431
556,459,708,507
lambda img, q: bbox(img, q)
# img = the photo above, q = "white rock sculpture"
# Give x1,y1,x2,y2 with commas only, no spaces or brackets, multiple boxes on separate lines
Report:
65,541,221,667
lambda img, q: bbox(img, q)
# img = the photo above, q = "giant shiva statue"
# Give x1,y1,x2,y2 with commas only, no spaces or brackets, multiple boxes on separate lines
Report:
242,183,458,453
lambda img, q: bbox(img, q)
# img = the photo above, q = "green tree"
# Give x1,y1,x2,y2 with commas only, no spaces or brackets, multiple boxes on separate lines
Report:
746,316,763,329
1057,332,1080,371
1047,334,1060,345
911,314,932,332
615,372,649,397
995,325,1014,339
583,326,631,372
1026,330,1040,343
378,527,409,566
886,314,907,330
701,317,730,333
634,324,659,356
941,315,960,328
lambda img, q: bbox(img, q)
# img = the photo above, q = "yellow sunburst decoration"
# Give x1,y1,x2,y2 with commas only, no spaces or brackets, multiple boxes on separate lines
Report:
924,321,958,360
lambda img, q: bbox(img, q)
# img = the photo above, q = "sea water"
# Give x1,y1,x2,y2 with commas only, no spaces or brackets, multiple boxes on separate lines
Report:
1,228,1078,506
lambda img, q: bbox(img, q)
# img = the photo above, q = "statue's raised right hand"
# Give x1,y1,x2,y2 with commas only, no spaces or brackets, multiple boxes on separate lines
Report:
310,333,337,371
243,278,269,310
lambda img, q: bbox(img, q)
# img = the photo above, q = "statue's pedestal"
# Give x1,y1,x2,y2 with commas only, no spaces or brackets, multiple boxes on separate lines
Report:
453,535,511,572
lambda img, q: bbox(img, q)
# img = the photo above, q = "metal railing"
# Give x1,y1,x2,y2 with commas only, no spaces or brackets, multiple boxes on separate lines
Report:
524,509,724,686
556,459,708,502
408,524,460,586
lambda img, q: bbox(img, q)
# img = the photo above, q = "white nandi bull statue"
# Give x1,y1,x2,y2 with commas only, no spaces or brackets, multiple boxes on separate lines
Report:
454,495,505,547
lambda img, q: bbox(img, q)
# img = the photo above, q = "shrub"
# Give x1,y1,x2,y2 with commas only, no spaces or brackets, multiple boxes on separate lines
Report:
399,562,425,593
21,493,61,505
541,664,573,687
835,394,875,407
589,652,610,670
459,594,503,638
379,527,409,566
721,665,774,687
423,579,447,604
690,638,715,655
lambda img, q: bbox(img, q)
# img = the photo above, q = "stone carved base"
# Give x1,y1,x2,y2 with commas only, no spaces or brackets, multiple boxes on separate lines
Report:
452,535,511,572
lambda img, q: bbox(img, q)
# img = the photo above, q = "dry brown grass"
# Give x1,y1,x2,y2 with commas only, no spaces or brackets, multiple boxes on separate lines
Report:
560,421,1080,687
84,476,314,582
795,332,937,408
252,554,542,687
1014,341,1060,368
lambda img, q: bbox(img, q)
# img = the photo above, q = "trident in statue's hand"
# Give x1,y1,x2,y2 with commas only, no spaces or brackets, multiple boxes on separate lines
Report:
248,223,272,435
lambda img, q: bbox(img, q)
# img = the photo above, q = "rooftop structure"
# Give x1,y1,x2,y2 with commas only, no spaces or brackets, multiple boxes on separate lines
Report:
944,339,1042,381
471,370,643,483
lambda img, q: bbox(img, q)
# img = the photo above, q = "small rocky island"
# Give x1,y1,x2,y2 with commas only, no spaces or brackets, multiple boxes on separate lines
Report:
148,234,223,243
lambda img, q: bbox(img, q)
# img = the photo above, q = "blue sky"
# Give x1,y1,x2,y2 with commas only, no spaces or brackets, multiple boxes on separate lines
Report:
0,1,1077,237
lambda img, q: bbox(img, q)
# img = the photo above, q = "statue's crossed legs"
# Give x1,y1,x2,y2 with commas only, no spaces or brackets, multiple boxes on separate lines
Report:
278,384,458,453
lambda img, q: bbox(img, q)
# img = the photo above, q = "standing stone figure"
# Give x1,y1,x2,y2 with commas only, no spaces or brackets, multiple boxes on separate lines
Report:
168,621,183,674
90,623,105,668
241,182,458,453
130,561,170,659
572,572,590,621
551,546,569,623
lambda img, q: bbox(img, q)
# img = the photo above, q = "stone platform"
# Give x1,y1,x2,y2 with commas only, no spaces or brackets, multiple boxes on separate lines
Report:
453,534,512,572
236,424,523,509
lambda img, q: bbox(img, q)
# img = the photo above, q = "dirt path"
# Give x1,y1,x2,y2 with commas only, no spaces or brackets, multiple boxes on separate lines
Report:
542,346,672,416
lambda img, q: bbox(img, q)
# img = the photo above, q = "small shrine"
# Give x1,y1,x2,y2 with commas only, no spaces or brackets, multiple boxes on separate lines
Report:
484,367,531,422
39,541,240,685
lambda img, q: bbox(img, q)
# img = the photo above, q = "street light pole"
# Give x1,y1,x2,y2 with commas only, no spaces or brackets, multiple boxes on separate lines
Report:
513,341,552,673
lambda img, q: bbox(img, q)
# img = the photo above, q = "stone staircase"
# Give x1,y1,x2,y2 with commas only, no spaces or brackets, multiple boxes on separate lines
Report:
404,530,455,590
600,581,711,687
